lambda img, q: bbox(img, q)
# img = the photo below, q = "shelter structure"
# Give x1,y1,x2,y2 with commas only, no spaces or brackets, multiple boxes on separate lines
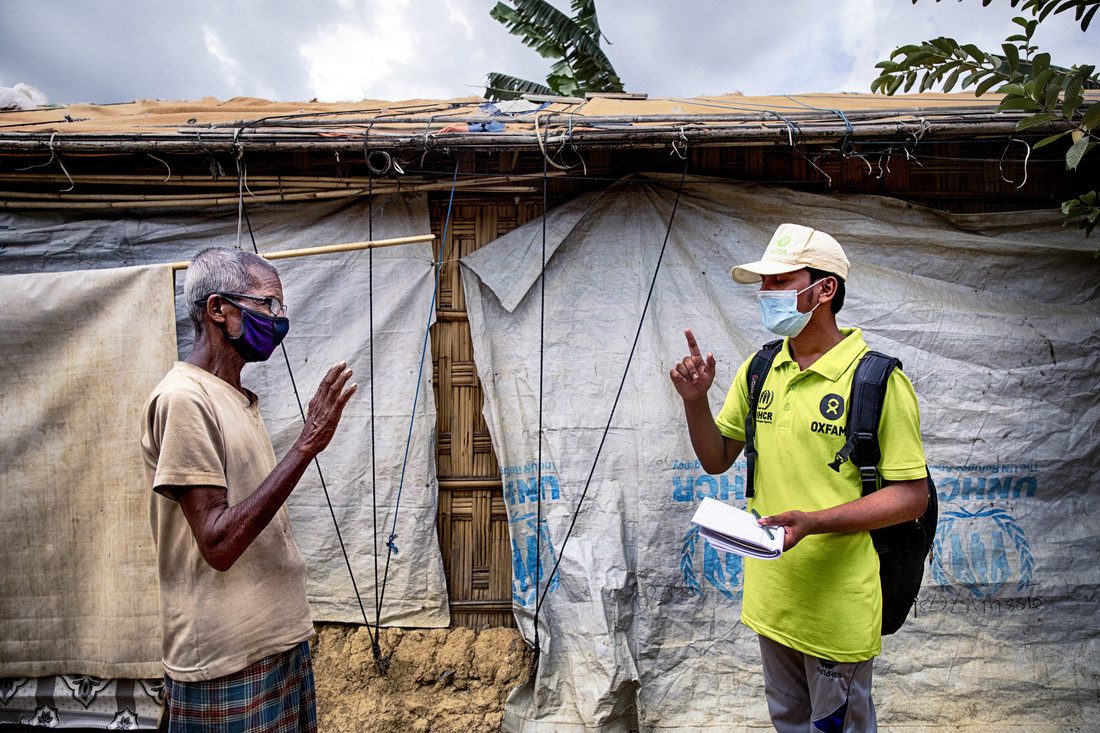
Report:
0,91,1097,731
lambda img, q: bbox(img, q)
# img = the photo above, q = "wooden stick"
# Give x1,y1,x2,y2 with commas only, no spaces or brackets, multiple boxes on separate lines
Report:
0,170,570,188
168,234,436,270
0,184,538,210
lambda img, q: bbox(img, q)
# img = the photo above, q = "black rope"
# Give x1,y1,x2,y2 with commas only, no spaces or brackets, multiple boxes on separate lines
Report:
533,148,548,660
367,178,383,662
373,157,461,643
242,206,382,668
533,151,691,621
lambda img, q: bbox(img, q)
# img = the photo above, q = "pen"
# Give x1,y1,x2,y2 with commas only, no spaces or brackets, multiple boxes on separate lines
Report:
751,508,775,540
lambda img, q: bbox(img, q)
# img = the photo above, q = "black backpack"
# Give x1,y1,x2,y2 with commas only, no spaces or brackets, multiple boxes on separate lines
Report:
744,339,938,635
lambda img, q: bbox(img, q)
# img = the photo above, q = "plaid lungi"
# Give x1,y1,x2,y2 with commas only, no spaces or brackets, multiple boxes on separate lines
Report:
163,641,317,733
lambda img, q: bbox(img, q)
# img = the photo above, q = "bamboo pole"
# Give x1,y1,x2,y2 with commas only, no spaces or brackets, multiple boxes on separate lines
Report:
0,169,570,189
186,106,1020,128
0,184,537,209
0,117,1065,154
168,234,436,270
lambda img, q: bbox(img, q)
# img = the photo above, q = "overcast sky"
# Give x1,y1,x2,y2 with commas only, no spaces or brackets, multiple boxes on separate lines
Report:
0,0,1094,105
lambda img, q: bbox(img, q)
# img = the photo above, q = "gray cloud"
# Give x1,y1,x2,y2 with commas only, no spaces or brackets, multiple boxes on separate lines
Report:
0,0,1093,104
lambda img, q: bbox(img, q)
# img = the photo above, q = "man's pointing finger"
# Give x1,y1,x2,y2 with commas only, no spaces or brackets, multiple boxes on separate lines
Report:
684,328,702,358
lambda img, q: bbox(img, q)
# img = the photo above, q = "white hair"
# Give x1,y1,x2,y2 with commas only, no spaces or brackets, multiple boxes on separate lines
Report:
184,247,279,335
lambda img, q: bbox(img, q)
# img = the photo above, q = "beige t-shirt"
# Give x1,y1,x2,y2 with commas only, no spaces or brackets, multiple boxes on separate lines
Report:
141,361,314,682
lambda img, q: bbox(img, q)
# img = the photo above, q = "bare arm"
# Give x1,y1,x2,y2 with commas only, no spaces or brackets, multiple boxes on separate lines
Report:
760,478,929,552
169,361,358,571
670,329,744,474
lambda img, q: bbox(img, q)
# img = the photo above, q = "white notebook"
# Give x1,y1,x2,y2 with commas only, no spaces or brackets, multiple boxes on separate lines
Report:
691,497,786,560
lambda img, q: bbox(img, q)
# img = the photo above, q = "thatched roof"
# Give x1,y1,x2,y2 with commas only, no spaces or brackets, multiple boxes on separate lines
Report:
3,91,1093,154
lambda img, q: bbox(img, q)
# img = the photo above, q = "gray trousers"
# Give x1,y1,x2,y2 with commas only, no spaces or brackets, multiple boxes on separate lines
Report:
758,635,876,733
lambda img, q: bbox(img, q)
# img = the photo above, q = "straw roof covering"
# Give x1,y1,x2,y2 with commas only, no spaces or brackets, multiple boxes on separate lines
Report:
2,91,1094,153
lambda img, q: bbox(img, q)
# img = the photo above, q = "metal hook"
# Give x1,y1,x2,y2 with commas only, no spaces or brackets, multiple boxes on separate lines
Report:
147,153,172,183
876,152,891,180
998,138,1031,189
670,127,688,159
802,151,833,188
765,110,800,148
535,112,571,171
419,116,436,168
16,132,72,191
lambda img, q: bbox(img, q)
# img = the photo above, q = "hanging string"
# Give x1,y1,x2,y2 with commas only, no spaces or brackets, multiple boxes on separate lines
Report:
234,144,245,249
374,156,461,648
240,202,383,671
533,144,548,662
534,151,691,622
367,175,383,661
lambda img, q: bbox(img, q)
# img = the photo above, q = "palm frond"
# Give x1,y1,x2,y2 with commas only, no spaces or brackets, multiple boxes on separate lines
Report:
485,72,554,101
487,0,625,99
571,0,603,39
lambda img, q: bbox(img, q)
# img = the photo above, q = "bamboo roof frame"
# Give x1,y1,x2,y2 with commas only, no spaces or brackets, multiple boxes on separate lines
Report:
1,92,1095,210
0,92,1094,155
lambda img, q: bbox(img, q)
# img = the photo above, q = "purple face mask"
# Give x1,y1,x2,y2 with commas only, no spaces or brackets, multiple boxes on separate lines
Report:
221,299,290,362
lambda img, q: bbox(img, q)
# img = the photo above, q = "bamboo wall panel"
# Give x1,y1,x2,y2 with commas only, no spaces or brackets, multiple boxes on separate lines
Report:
431,195,547,627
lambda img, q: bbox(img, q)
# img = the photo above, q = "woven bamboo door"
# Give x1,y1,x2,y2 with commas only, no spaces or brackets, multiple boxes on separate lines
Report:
431,195,544,628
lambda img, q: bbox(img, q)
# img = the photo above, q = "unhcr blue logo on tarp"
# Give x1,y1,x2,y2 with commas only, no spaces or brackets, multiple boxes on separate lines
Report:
503,462,561,607
672,458,746,602
932,507,1033,599
931,464,1037,600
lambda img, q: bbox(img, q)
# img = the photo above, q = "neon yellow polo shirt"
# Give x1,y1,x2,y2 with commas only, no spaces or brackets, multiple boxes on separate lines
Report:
714,328,926,662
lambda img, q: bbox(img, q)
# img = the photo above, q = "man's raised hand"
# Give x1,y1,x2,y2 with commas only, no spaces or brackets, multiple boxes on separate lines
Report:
297,361,358,457
669,329,716,402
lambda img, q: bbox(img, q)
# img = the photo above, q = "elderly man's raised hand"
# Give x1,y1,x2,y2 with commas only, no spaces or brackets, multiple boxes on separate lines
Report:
670,329,716,403
297,361,358,457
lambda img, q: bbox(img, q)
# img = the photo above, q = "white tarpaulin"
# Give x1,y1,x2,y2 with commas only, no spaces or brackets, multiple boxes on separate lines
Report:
0,265,175,679
461,174,1099,731
0,196,449,628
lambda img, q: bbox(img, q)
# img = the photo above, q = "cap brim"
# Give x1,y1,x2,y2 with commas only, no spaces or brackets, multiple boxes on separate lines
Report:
730,259,803,284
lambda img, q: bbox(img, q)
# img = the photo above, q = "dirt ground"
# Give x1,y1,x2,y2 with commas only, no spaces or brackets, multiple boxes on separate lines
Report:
312,624,532,732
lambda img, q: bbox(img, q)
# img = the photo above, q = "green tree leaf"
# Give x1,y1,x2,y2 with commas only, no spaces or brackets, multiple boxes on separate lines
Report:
1063,93,1084,120
1080,102,1100,130
1066,134,1090,169
976,74,1004,96
1034,131,1070,148
1032,52,1051,77
1017,112,1058,129
998,96,1044,111
484,72,554,100
943,66,965,92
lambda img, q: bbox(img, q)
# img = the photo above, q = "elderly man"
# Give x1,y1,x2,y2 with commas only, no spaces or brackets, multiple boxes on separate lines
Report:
141,247,356,732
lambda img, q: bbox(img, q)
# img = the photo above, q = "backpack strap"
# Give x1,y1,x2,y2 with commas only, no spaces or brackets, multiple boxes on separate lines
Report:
827,351,902,496
744,339,783,499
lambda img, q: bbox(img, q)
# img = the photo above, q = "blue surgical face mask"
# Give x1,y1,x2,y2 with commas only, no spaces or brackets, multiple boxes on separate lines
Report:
757,279,824,337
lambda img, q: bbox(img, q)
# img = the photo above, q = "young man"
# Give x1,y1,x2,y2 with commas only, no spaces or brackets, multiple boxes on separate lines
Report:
669,224,928,732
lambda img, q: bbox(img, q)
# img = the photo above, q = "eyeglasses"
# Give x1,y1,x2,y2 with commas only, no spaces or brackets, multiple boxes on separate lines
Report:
195,292,287,318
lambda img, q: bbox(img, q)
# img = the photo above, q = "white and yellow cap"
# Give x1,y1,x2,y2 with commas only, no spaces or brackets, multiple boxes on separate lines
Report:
731,223,850,284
